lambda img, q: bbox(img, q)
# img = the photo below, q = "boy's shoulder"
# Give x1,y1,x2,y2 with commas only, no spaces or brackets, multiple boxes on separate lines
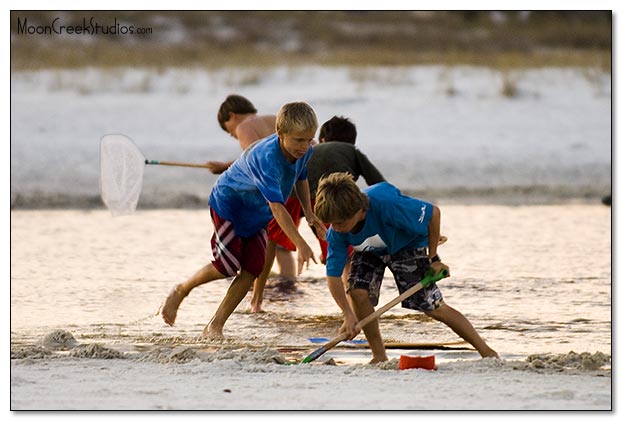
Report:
239,122,275,147
363,181,397,197
314,141,355,151
237,115,276,138
244,133,278,155
312,142,359,159
364,182,424,208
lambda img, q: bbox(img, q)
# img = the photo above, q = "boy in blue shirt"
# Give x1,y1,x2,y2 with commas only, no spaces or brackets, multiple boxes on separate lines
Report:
314,172,498,363
250,116,386,313
161,102,326,338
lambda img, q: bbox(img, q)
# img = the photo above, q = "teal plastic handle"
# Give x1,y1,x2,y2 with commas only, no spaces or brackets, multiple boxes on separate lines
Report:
300,347,327,364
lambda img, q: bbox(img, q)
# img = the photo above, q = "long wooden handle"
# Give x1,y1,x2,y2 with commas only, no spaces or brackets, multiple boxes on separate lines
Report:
301,269,448,363
145,159,210,169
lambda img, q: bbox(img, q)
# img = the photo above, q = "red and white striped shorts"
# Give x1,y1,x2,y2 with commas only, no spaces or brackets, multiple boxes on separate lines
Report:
210,208,267,277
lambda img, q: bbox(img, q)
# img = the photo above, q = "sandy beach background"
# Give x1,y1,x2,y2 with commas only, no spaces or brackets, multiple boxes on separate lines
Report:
8,8,614,413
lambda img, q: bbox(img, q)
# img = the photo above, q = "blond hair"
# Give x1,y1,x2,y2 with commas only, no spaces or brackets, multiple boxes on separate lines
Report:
314,172,369,223
276,101,318,135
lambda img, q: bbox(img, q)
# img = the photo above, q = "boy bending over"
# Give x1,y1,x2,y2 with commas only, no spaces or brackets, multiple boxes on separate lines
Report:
211,94,304,311
161,102,326,338
314,172,498,363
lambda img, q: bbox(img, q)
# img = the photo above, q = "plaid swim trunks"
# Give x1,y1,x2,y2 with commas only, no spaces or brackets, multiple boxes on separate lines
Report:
210,208,267,277
347,246,444,312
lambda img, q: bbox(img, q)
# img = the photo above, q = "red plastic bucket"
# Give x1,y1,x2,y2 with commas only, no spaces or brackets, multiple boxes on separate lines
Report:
398,355,436,370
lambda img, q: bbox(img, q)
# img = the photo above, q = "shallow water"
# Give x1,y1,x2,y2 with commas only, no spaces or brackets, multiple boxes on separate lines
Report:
10,205,611,365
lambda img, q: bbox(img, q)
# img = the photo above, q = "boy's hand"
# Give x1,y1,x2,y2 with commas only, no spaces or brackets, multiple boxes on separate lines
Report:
339,312,361,340
430,261,450,277
307,216,327,241
205,161,230,174
297,242,317,275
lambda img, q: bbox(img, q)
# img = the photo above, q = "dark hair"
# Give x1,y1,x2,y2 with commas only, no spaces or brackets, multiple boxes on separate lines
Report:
314,172,369,222
318,116,357,144
217,95,258,131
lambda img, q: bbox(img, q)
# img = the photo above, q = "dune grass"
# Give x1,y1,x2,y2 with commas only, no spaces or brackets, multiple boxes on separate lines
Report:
10,11,611,72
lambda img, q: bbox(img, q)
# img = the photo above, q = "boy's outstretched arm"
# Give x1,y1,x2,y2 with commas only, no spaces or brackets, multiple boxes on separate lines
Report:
205,160,234,174
327,275,360,339
295,179,327,240
268,201,316,274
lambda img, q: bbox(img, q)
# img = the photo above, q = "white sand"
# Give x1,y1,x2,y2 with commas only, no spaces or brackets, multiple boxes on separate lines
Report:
10,346,611,411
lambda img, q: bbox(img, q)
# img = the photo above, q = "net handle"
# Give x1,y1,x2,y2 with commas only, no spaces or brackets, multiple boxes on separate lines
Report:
145,159,210,169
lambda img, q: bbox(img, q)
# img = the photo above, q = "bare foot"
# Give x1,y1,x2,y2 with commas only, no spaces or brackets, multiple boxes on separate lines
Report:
249,292,263,313
249,302,264,313
369,357,389,365
201,324,224,340
161,285,186,326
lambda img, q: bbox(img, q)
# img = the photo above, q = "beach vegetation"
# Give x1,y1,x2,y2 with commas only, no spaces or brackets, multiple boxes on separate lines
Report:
500,72,520,98
10,11,611,72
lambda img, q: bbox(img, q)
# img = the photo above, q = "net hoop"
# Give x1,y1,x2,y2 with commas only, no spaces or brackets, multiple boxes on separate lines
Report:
99,134,146,216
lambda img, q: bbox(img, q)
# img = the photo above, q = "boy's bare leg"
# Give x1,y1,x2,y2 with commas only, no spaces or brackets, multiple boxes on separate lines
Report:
426,303,499,358
274,248,298,296
162,263,225,326
203,269,256,338
340,260,355,308
349,289,387,364
250,241,277,313
275,247,296,279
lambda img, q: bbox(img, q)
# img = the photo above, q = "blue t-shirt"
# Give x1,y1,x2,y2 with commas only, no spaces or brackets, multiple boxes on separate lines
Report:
325,182,433,277
209,133,312,237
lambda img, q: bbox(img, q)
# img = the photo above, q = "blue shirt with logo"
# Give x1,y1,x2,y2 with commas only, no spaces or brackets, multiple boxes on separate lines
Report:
325,182,433,277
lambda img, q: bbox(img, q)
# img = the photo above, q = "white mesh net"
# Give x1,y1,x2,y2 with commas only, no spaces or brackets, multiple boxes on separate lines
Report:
100,134,145,216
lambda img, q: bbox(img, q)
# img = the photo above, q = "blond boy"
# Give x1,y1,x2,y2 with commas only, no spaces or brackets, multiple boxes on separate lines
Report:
161,102,326,338
211,95,306,313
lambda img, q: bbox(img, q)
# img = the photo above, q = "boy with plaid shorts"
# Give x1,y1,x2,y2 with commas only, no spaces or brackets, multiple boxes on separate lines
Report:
161,102,326,338
314,172,498,363
207,94,312,312
250,116,386,312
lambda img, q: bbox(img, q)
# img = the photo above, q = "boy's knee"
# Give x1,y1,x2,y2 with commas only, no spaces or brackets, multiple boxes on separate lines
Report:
348,288,370,303
237,270,258,284
424,302,450,320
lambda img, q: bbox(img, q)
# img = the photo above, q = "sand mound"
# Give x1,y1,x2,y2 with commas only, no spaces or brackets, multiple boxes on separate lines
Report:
40,329,78,350
370,358,400,370
68,343,125,359
523,351,610,371
134,346,201,363
348,352,611,374
436,352,611,376
133,346,286,365
11,345,55,360
203,347,285,364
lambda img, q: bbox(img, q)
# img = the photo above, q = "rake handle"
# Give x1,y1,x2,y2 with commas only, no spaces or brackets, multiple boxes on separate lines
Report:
301,268,448,364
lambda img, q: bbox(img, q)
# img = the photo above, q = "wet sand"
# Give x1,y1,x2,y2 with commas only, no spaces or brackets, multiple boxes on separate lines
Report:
10,207,612,410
